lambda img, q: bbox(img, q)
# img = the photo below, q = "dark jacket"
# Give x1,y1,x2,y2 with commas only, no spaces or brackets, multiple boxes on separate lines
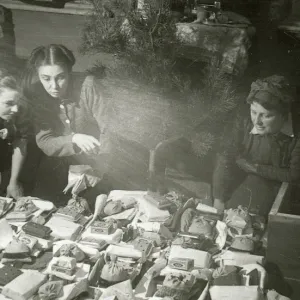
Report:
213,105,300,202
0,105,31,172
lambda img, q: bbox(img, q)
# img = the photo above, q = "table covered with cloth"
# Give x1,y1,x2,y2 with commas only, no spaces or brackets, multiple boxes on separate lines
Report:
176,21,255,76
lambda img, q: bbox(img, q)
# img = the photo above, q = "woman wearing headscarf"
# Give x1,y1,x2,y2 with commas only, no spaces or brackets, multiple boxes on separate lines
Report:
212,75,300,216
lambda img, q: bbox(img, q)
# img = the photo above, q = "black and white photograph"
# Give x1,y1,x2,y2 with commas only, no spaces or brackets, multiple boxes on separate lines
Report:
0,0,299,299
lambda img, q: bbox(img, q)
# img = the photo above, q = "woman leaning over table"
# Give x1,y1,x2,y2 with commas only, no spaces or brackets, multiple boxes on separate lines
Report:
0,69,30,199
22,44,115,204
212,75,300,216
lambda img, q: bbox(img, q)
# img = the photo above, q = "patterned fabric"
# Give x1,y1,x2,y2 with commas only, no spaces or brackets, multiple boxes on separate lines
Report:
38,281,64,300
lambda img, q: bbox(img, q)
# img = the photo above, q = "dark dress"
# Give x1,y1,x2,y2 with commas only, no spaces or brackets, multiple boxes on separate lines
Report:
213,105,300,216
0,119,13,173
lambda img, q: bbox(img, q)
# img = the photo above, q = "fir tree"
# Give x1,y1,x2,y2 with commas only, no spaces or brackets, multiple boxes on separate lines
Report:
80,0,240,160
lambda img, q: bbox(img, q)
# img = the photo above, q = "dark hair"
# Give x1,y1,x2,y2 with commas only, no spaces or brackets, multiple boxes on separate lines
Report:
22,44,75,98
246,90,290,116
27,44,75,72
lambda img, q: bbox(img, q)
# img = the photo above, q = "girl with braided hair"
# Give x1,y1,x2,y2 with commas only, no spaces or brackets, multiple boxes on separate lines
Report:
22,44,115,204
212,75,300,216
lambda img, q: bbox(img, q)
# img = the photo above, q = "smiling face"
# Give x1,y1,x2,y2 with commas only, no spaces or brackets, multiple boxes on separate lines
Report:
250,101,285,135
38,64,70,99
0,88,21,121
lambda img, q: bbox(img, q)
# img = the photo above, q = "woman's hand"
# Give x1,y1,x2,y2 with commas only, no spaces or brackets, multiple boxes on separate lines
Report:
72,134,101,155
6,181,24,199
236,158,258,174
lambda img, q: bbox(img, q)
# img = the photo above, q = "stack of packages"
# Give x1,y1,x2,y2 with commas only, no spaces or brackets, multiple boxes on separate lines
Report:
0,177,293,300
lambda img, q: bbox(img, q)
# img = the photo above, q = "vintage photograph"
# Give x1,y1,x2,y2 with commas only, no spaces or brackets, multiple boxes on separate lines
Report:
0,0,299,299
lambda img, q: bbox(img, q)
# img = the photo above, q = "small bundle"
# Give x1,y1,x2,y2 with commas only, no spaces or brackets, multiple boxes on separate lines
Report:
17,233,38,252
144,192,173,210
168,257,194,272
131,237,154,259
6,197,38,222
54,206,84,222
51,256,77,276
100,255,130,284
79,237,108,250
0,197,13,216
91,221,115,235
22,222,52,239
1,239,32,263
224,206,253,237
55,243,85,262
38,281,64,300
154,273,207,300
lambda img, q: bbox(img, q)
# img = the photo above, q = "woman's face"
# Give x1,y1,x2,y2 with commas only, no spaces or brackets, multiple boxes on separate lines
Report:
250,101,285,135
38,64,70,99
0,88,20,121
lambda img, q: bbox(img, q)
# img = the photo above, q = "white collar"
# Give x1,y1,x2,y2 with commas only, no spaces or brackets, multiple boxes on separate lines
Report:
250,113,294,137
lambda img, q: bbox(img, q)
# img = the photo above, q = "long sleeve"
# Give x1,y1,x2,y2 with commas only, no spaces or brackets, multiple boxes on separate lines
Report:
256,137,300,183
33,99,76,157
81,76,116,155
36,128,76,157
31,81,78,157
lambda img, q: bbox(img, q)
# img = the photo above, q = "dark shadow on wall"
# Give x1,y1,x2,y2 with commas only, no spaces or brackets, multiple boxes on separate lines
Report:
0,5,26,77
18,0,72,9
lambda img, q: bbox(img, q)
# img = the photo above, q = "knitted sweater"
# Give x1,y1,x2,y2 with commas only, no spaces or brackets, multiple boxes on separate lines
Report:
30,74,114,165
213,105,300,201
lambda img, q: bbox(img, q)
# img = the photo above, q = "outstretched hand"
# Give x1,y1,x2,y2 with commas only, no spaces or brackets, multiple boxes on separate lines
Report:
72,133,101,155
6,181,24,199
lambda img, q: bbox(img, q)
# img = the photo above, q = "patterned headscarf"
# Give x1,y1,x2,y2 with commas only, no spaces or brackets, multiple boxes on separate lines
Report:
246,75,293,113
